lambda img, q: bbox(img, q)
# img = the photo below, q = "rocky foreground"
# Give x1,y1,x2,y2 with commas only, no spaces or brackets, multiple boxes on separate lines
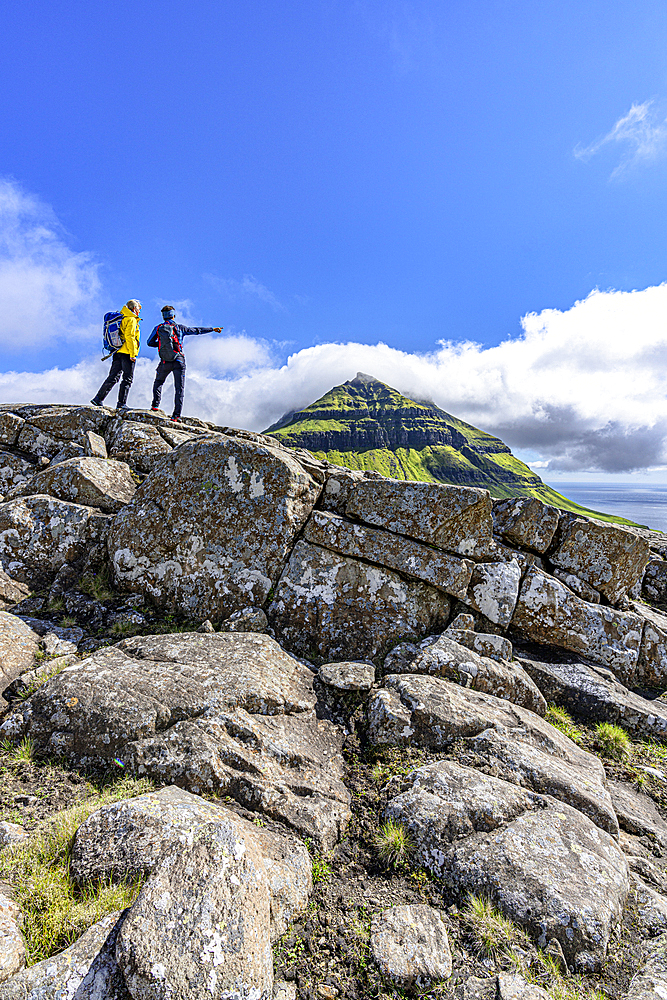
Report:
1,403,667,998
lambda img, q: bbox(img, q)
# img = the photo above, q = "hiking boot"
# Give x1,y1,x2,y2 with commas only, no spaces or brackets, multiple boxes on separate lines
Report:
150,407,162,413
90,399,102,407
170,415,180,422
116,404,130,414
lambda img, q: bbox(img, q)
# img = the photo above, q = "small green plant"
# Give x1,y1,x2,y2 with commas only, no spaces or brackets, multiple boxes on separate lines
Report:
545,704,584,744
79,567,114,601
107,620,138,636
0,736,36,764
595,722,631,760
373,819,413,868
462,894,529,959
304,839,334,883
371,764,390,784
60,616,77,628
47,597,64,612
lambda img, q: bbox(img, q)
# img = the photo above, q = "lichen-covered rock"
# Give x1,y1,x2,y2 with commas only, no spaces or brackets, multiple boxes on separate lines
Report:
443,803,628,971
0,821,28,847
0,452,35,494
115,822,277,1000
0,611,40,700
26,404,110,442
16,422,63,460
550,567,601,603
444,627,513,663
634,602,667,688
497,974,551,1000
0,570,29,609
464,559,521,627
630,874,667,936
108,435,320,619
643,560,667,603
303,510,474,599
269,540,450,662
83,429,108,458
218,607,269,633
71,786,312,940
608,780,667,846
10,456,136,513
0,496,110,589
492,497,560,554
344,479,494,557
383,635,545,714
465,727,618,836
626,933,667,1000
0,909,129,1000
550,514,650,605
517,648,667,741
0,413,24,447
370,904,452,986
511,566,642,680
51,440,86,466
0,890,25,983
316,661,376,723
106,418,173,472
0,633,349,848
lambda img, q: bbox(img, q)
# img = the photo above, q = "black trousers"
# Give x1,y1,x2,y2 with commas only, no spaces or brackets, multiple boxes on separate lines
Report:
92,353,135,407
152,357,186,418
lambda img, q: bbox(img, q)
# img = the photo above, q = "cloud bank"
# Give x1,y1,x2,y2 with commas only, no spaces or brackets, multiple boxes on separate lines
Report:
2,177,667,475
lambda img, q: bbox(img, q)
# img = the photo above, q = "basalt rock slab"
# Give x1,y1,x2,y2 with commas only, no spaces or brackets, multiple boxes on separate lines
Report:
303,509,474,599
492,497,560,554
550,514,650,605
370,904,452,986
16,422,63,460
269,540,450,662
516,647,667,741
511,566,642,681
71,786,312,941
465,727,618,836
115,822,278,1000
643,560,667,604
0,495,110,589
108,435,320,619
344,478,493,558
444,627,513,663
464,559,522,627
0,909,130,1000
10,456,136,513
633,602,667,688
627,933,667,1000
0,413,23,447
0,570,29,609
608,781,667,847
26,404,110,442
383,635,545,715
0,632,349,848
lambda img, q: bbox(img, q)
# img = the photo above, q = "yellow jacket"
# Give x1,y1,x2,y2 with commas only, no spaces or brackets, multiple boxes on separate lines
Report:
117,305,140,359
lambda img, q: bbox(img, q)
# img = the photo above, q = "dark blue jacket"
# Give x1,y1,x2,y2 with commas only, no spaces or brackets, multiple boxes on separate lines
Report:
147,322,214,358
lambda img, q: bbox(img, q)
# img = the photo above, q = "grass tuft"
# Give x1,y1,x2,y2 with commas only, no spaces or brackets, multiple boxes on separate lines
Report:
0,774,154,965
595,722,631,760
0,736,36,764
373,819,413,868
78,568,114,602
462,894,529,958
545,704,584,745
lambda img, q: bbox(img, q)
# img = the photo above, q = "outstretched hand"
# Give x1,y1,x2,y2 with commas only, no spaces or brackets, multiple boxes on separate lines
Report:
213,327,223,333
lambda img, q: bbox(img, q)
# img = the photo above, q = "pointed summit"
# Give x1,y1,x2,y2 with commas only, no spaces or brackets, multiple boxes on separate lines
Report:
264,375,625,520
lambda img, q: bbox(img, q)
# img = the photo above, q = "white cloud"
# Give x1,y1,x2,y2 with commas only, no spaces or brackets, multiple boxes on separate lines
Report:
3,283,667,474
0,178,101,350
575,100,667,177
204,273,285,312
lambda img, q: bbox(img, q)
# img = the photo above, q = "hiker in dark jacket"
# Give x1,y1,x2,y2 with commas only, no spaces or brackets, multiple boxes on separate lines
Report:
147,305,222,421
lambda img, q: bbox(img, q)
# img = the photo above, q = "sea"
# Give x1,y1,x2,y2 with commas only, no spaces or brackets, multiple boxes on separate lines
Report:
546,482,667,533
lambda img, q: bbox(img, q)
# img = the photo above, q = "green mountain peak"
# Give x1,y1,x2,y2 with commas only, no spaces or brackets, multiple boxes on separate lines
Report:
265,374,636,525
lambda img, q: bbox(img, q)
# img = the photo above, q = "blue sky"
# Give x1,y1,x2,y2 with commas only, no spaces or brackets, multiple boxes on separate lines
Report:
3,0,667,480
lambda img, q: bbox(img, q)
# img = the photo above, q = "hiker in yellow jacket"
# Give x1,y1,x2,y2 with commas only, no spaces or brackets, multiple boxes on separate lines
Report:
91,300,142,411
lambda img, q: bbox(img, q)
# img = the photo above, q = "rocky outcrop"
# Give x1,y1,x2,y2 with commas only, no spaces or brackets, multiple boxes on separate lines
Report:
9,456,136,513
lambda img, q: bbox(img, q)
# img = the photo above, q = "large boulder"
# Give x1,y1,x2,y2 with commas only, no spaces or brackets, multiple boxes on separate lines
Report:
370,904,452,986
268,540,450,661
0,496,110,589
511,566,643,681
303,509,474,599
108,435,320,619
0,612,39,702
385,762,628,971
383,634,546,715
492,497,560,554
517,647,667,741
10,456,136,513
71,786,312,941
106,418,173,472
344,479,494,557
549,514,650,605
0,632,350,848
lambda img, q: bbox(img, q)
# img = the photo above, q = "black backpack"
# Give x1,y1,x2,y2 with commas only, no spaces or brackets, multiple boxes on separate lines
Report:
156,321,181,362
